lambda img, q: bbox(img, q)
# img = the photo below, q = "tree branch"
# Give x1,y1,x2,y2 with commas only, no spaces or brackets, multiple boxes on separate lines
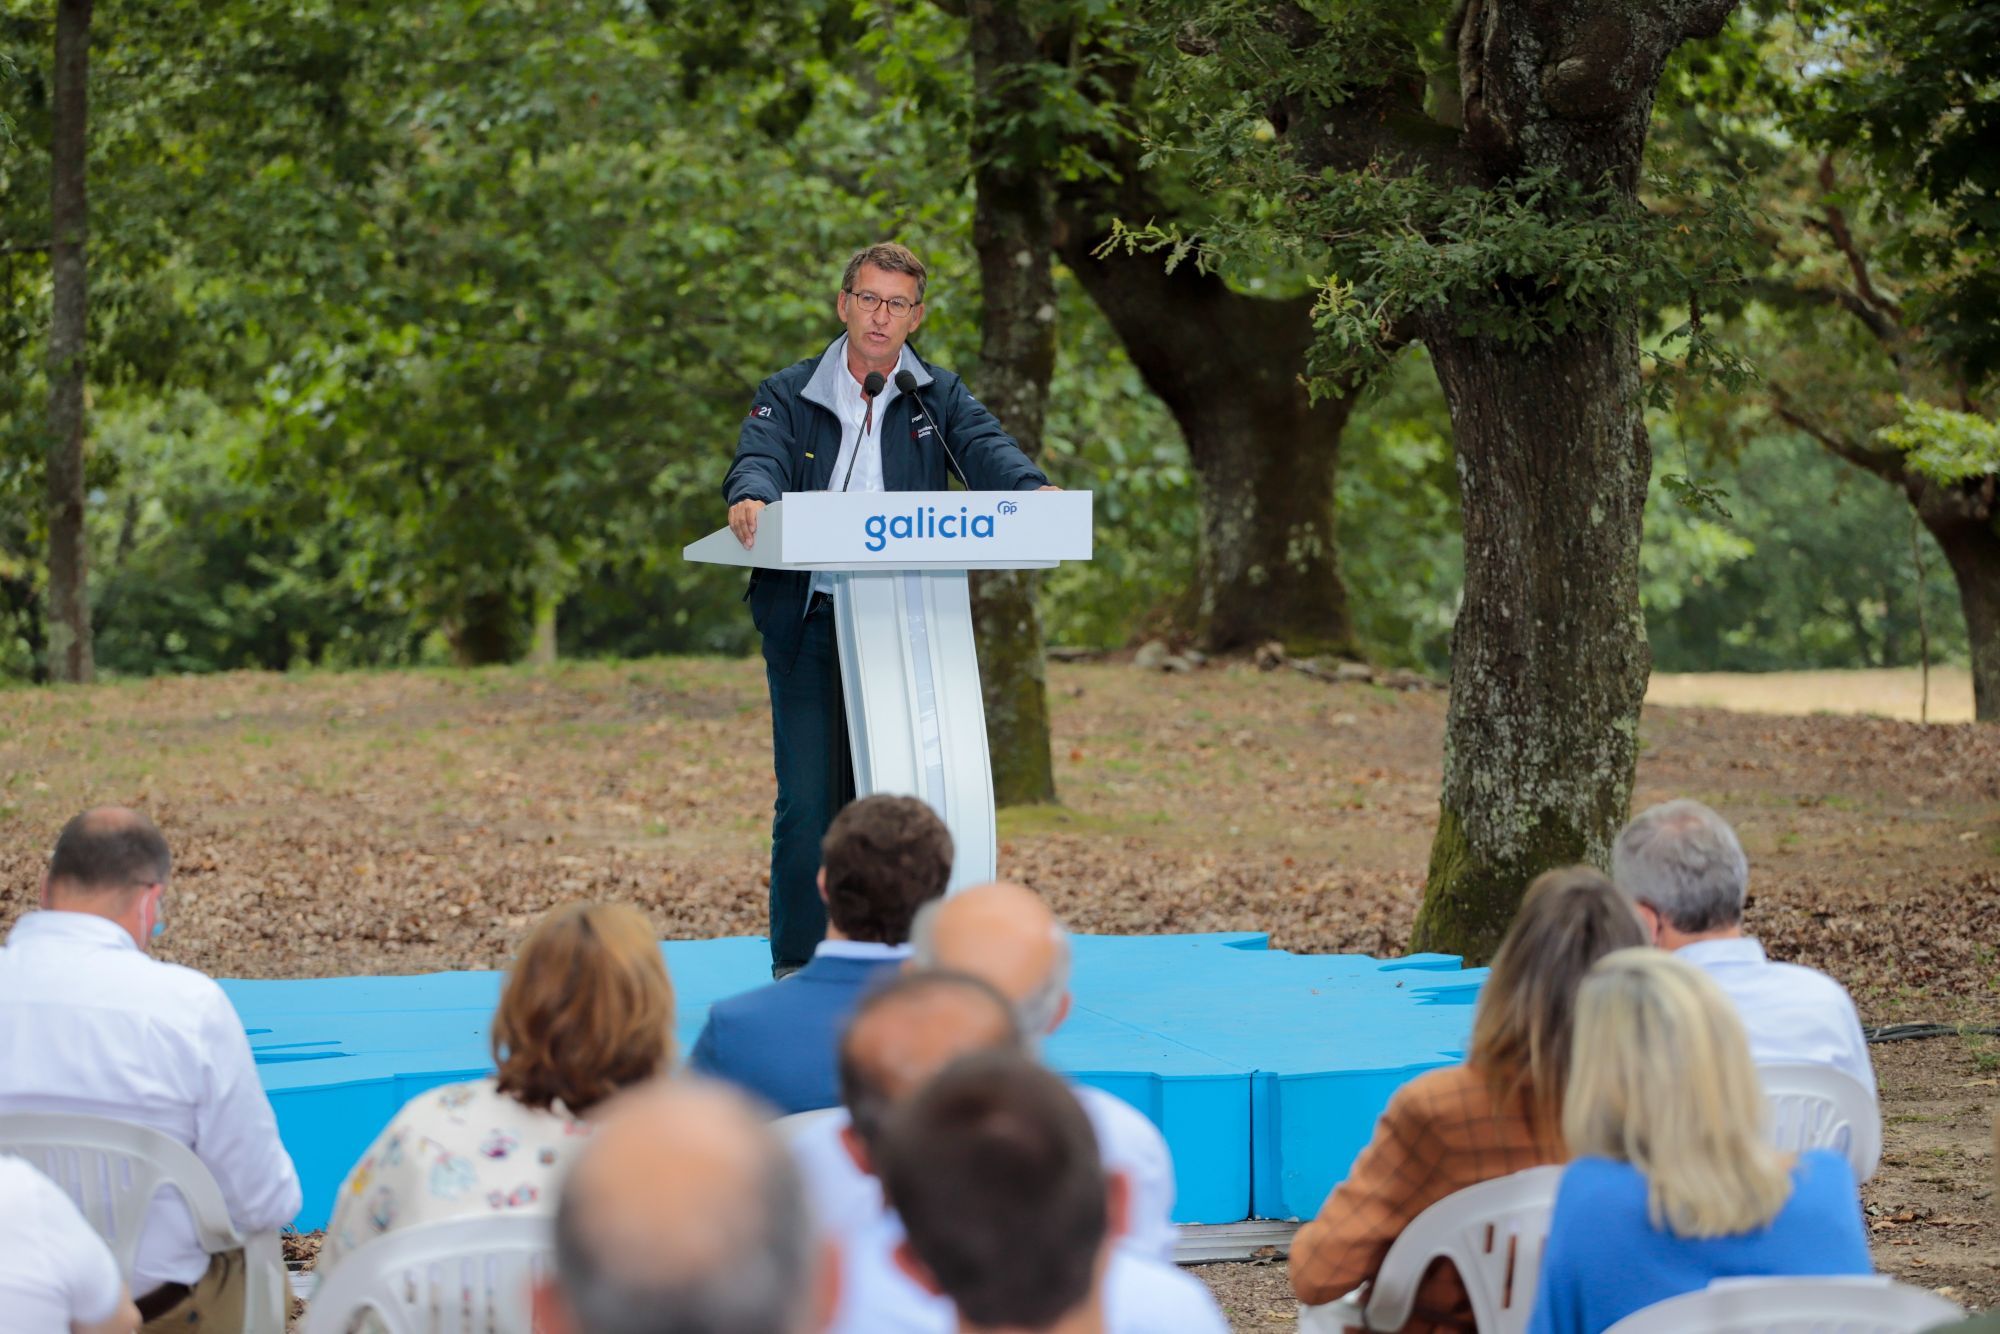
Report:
1769,382,1905,484
1815,155,1904,327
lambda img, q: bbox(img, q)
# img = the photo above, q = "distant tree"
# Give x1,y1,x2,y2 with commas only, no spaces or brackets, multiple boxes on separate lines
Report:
1662,5,2000,718
44,0,91,682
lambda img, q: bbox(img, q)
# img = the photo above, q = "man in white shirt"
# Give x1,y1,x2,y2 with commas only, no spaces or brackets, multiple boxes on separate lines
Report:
0,807,301,1329
817,971,1219,1334
1613,798,1876,1097
877,1050,1227,1334
534,1079,838,1334
0,1155,141,1334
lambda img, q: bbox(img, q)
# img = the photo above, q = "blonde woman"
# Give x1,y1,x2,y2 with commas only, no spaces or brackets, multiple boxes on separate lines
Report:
321,903,675,1271
1526,950,1870,1334
1291,868,1646,1329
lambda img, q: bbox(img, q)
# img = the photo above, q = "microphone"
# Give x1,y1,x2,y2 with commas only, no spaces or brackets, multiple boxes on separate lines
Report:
895,369,968,486
838,372,889,491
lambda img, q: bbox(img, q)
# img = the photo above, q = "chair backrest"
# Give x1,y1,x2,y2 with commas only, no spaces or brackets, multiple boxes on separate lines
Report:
302,1214,555,1334
0,1110,289,1332
1602,1275,1963,1333
1359,1164,1566,1334
0,1111,244,1274
1758,1063,1882,1183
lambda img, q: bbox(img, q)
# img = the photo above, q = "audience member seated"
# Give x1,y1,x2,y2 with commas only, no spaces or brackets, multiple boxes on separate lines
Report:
879,1050,1228,1334
1527,949,1871,1334
693,795,953,1113
0,1154,141,1334
826,970,1224,1334
321,901,674,1275
790,880,1177,1261
1614,798,1875,1096
0,807,301,1329
1290,867,1647,1329
534,1078,839,1334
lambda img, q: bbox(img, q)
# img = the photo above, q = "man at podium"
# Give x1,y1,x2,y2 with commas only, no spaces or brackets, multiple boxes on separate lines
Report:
722,242,1053,976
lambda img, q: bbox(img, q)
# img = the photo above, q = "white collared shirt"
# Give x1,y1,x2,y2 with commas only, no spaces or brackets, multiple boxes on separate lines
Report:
0,1154,126,1332
790,1083,1179,1264
828,1214,1227,1334
0,911,302,1295
1677,936,1877,1098
811,335,905,600
813,939,913,963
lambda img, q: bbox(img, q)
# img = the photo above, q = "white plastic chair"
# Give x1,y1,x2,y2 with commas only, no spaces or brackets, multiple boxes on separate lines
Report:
1299,1164,1564,1334
302,1214,554,1334
1759,1063,1883,1183
1602,1275,1963,1333
772,1106,844,1142
0,1112,288,1331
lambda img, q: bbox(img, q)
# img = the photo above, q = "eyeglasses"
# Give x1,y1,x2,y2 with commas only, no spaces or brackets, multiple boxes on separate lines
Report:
845,289,920,319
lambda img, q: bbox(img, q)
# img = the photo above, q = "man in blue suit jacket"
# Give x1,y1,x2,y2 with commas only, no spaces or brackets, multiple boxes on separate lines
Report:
689,794,952,1114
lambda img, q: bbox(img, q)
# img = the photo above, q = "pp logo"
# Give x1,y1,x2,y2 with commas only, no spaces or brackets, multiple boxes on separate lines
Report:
997,500,1019,515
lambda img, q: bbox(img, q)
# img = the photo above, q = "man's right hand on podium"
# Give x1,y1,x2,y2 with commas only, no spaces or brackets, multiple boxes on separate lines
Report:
728,498,767,549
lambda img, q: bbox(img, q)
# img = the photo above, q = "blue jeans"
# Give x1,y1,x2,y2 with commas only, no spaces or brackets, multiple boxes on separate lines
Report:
763,601,854,970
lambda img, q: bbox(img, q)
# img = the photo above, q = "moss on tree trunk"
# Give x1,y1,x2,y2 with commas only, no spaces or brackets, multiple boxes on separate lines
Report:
1411,320,1653,963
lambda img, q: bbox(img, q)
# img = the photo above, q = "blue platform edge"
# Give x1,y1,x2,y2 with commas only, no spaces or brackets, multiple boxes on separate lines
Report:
220,933,1486,1231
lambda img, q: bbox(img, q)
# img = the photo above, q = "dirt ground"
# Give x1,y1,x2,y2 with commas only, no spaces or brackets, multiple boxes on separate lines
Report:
3,659,1996,1324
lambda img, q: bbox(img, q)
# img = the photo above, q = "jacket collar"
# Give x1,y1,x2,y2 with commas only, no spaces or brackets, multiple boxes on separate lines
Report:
800,335,934,416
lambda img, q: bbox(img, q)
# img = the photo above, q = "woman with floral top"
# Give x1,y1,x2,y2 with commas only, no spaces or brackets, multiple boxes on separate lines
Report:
320,902,676,1276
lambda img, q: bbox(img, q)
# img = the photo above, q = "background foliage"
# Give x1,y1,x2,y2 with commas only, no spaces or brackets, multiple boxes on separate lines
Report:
0,0,1979,683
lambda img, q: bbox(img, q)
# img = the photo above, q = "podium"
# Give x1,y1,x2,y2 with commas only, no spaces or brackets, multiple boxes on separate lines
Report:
685,491,1092,892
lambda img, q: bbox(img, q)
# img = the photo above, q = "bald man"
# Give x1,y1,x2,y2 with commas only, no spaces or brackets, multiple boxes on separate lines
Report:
791,886,1176,1262
0,808,299,1330
825,976,1224,1334
536,1079,838,1334
913,883,1177,1261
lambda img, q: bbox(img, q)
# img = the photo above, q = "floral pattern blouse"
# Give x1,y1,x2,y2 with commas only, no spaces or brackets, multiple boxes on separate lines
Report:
320,1077,592,1273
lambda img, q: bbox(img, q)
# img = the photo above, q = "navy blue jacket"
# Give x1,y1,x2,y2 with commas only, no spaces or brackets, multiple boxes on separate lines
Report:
686,950,905,1115
723,339,1048,668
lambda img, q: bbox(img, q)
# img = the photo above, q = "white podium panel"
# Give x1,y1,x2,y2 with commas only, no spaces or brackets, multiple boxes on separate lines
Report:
833,572,995,892
685,490,1091,901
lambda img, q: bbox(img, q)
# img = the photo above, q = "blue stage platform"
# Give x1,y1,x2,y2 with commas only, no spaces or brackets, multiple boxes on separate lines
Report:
221,934,1486,1231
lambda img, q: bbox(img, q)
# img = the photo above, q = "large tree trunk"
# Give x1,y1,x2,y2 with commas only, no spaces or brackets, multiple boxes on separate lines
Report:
967,0,1058,807
1392,0,1735,960
1058,232,1359,656
45,0,93,684
1410,320,1653,960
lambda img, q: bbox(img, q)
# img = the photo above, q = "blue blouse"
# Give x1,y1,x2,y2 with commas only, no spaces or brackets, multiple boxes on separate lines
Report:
1526,1149,1872,1334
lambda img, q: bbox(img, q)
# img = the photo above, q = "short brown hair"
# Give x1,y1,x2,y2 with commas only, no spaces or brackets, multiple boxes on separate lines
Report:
1468,866,1647,1133
48,807,170,896
878,1052,1106,1329
842,242,927,303
821,795,953,944
493,903,675,1116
